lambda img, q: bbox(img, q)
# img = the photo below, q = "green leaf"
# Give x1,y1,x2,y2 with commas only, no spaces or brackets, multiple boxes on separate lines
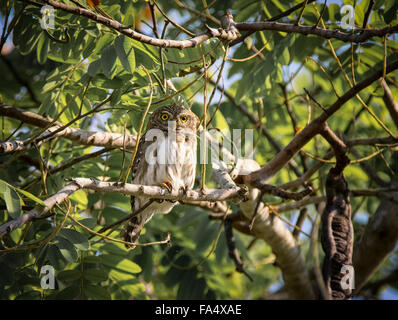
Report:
57,269,81,282
56,285,81,300
38,93,54,116
87,59,102,77
37,32,50,65
114,35,136,74
108,268,134,281
122,4,135,26
383,1,398,24
117,280,146,299
82,36,97,59
86,87,108,102
135,247,153,282
94,242,127,256
194,218,219,253
130,40,160,70
83,268,108,282
84,284,111,300
42,81,58,94
0,180,6,193
69,189,88,208
328,3,341,22
9,228,22,244
0,182,21,219
109,88,123,106
14,188,46,207
54,237,78,262
15,14,42,55
59,228,90,251
210,109,229,133
215,231,227,264
101,254,142,274
83,255,102,264
47,244,65,270
100,45,118,79
278,46,290,65
176,269,206,299
93,33,115,56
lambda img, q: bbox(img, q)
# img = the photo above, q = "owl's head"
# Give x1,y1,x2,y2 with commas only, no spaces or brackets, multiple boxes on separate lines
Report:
147,105,199,133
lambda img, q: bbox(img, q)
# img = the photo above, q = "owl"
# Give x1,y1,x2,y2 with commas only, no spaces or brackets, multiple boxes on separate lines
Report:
121,105,199,248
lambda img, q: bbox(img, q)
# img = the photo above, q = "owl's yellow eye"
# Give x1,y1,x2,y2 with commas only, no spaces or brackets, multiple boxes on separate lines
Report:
161,113,169,121
180,115,188,123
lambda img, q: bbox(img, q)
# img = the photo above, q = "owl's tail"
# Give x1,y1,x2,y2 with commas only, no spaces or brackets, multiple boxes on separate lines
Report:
121,213,154,249
121,216,143,249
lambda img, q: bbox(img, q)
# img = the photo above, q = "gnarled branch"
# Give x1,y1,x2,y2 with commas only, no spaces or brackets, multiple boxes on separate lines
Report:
320,124,353,300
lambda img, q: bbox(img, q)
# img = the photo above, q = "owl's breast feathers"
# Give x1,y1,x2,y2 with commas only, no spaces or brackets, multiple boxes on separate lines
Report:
135,128,197,192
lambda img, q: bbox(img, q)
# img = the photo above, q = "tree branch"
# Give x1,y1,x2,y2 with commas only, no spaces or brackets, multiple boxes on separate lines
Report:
0,104,137,153
0,182,80,237
244,59,398,188
380,78,398,130
234,159,316,299
21,0,398,50
234,21,398,43
209,156,315,299
319,124,353,300
353,189,398,292
67,177,247,202
208,78,303,178
0,178,247,237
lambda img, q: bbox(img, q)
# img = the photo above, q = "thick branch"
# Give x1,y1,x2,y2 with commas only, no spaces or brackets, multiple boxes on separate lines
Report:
0,105,136,152
235,159,315,299
0,178,247,238
320,126,353,300
353,189,398,292
320,123,350,173
69,178,247,202
209,157,315,298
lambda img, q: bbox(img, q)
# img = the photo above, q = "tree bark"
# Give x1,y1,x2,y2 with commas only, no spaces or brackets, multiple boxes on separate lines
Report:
353,190,398,292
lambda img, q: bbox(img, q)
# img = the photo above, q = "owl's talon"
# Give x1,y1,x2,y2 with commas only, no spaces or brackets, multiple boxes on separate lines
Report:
160,181,173,193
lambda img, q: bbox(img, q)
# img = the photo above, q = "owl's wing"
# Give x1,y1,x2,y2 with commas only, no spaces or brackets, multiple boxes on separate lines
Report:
122,134,153,248
130,134,151,213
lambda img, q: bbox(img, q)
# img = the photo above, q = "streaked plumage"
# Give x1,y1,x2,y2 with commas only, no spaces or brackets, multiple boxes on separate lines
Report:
121,105,199,248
